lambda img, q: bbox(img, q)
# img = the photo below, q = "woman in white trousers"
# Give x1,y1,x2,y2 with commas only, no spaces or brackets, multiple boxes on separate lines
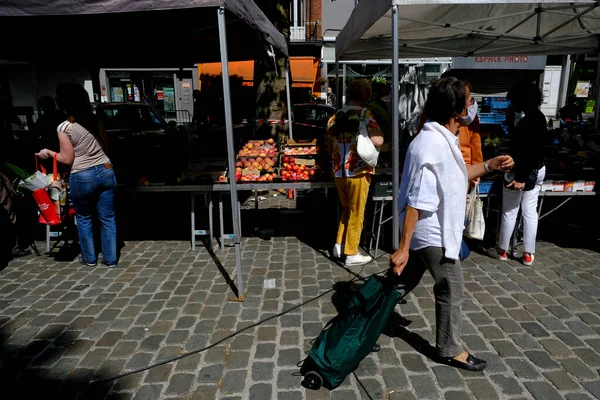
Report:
488,81,549,266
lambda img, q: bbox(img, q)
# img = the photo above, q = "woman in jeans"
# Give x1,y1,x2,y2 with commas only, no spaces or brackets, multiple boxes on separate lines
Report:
327,79,384,267
37,83,117,267
487,81,547,266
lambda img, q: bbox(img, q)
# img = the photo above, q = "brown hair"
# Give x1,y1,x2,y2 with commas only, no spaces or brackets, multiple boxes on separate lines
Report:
346,79,372,105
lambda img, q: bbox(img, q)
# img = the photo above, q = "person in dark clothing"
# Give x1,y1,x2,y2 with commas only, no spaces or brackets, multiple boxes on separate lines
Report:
0,103,33,266
326,87,337,109
487,81,548,266
36,96,67,152
559,94,583,122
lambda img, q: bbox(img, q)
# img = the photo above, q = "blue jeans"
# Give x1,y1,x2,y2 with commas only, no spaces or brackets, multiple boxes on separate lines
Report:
70,164,117,265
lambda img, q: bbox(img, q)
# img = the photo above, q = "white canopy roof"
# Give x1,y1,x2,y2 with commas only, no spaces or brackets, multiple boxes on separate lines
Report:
336,0,600,60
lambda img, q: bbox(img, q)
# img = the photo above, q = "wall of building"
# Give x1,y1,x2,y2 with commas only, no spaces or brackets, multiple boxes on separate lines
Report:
307,0,323,38
3,64,92,112
322,0,355,39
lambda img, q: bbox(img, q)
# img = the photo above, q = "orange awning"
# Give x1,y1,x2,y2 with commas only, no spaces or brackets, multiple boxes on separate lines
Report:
198,57,318,89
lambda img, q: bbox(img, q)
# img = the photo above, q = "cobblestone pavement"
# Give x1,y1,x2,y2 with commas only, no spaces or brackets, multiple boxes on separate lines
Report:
1,237,600,400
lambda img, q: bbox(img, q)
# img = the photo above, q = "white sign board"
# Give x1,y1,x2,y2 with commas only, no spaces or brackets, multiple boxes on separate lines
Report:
452,56,547,70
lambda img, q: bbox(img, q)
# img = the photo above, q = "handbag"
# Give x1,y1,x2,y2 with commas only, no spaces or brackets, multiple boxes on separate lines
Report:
356,108,380,167
504,169,538,191
464,183,485,241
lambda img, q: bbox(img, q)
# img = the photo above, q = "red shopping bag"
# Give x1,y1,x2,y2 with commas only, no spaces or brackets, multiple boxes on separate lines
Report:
34,155,62,226
33,187,61,225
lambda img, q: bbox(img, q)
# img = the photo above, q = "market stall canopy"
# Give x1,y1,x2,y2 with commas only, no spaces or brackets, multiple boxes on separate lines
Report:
0,0,288,67
336,1,600,60
327,66,366,77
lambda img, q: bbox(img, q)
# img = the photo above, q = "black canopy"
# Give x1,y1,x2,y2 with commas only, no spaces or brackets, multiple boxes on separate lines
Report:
0,0,288,67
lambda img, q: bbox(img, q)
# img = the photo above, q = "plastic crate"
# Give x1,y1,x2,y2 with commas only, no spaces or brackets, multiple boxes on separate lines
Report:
479,181,493,194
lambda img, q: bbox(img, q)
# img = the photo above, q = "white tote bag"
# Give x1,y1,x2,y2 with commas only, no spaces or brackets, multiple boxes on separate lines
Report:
464,183,485,240
356,108,380,167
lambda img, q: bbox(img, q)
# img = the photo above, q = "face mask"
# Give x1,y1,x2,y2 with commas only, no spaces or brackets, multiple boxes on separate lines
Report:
460,100,478,126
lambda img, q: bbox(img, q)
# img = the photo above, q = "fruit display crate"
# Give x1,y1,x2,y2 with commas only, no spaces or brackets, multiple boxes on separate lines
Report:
237,139,278,158
281,138,319,156
217,168,279,183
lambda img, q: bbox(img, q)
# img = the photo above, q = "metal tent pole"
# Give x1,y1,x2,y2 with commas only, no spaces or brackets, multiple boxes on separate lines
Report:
335,58,340,107
595,57,600,132
391,5,400,249
218,7,244,300
286,64,294,139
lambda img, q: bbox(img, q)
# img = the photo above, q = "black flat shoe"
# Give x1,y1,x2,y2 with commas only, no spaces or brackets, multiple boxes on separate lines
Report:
446,353,487,371
371,344,381,353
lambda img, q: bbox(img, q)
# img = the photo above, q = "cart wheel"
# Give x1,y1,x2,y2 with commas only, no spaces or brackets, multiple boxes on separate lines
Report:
301,371,323,390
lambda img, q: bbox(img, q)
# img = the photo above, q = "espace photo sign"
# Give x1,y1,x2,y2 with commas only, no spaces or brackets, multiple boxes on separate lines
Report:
452,55,547,70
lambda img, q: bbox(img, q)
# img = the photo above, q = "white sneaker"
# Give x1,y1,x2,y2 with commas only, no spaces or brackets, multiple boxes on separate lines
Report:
345,253,372,267
486,247,508,262
332,243,343,259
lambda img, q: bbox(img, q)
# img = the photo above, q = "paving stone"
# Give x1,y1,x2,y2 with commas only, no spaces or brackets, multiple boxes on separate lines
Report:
566,320,597,336
134,383,164,400
166,373,195,395
560,358,597,379
539,339,574,358
197,364,224,384
277,369,299,390
565,394,594,400
255,343,276,359
521,322,551,338
467,378,499,400
432,366,464,388
582,381,600,399
410,375,440,399
524,381,564,400
547,305,573,319
496,319,523,333
382,366,409,388
523,350,560,369
573,348,600,367
490,375,523,396
491,340,522,357
225,351,250,369
249,383,272,400
175,353,201,372
444,391,473,400
543,371,580,390
145,364,173,383
401,353,428,372
505,358,541,379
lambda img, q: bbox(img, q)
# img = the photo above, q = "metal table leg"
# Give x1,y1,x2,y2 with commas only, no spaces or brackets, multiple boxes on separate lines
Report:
374,200,387,259
46,225,51,252
190,193,195,251
369,199,378,254
219,193,224,250
208,193,213,251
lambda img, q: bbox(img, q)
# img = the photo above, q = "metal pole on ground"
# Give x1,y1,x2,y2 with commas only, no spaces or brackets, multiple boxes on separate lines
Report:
286,64,294,140
391,5,400,249
218,7,244,301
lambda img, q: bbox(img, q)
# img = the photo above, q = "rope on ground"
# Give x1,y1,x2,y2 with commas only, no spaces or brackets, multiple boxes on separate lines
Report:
353,371,375,400
89,266,389,387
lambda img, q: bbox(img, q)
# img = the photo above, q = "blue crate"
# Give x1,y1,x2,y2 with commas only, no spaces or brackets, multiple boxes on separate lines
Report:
479,181,493,194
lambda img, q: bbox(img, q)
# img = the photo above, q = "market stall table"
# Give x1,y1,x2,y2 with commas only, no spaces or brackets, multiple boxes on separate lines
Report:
118,184,214,251
365,190,597,259
212,182,336,249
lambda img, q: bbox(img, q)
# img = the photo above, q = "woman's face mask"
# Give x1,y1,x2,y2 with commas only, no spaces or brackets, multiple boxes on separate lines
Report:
460,100,478,126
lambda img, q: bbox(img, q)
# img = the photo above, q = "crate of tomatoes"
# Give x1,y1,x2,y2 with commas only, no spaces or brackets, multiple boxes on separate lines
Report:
281,156,318,181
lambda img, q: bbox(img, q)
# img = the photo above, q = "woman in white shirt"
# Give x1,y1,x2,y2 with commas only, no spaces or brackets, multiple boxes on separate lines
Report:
389,77,514,372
